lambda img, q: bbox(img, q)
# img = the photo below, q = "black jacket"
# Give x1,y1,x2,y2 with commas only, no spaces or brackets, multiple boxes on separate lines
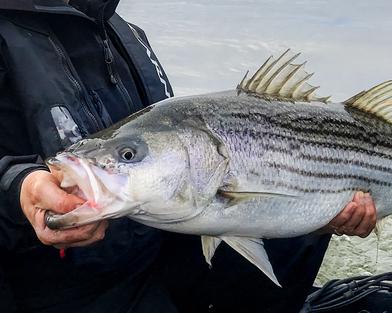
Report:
0,1,173,312
0,2,332,313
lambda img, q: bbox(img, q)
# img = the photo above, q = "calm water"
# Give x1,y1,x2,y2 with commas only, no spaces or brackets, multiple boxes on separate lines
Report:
117,0,392,283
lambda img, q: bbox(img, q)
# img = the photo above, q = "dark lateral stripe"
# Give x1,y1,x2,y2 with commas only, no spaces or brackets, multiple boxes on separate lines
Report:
228,112,392,152
261,179,368,194
257,141,392,175
299,153,392,175
264,162,392,187
220,127,392,161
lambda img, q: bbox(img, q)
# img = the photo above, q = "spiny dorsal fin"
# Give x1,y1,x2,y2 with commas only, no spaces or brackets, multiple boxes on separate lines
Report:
344,81,392,123
237,49,331,103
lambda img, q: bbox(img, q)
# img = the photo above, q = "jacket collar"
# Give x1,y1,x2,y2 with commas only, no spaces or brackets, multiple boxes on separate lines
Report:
0,0,120,21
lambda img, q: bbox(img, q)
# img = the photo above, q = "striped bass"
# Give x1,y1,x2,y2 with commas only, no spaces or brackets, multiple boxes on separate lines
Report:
45,50,392,286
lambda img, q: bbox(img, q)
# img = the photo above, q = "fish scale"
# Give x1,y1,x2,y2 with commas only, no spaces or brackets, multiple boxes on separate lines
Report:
45,50,392,286
185,95,391,225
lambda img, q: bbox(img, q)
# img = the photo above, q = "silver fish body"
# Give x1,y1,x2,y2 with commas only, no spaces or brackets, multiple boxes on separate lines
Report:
45,51,392,286
109,90,392,237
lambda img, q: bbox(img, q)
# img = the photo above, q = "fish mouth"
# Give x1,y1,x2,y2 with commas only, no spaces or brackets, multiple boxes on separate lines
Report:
44,152,134,229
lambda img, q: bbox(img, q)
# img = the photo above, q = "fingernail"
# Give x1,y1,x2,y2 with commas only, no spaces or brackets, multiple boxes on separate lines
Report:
358,191,364,199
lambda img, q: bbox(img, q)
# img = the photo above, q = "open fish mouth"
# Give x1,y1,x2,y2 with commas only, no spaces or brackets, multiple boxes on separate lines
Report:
44,153,133,229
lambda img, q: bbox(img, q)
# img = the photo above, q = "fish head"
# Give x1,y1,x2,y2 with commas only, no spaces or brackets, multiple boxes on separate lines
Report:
45,128,201,228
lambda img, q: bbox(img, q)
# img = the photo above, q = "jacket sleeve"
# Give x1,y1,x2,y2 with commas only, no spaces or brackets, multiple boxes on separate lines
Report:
0,38,48,250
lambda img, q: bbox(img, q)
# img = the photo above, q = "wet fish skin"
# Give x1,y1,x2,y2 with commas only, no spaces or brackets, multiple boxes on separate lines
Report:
44,51,392,286
46,90,392,236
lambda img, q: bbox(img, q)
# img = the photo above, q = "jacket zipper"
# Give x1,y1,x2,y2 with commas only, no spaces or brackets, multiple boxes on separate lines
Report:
107,26,150,108
48,36,101,133
101,37,135,113
95,4,136,113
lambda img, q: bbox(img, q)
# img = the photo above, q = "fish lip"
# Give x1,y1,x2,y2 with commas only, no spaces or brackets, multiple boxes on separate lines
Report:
45,210,77,230
45,157,61,167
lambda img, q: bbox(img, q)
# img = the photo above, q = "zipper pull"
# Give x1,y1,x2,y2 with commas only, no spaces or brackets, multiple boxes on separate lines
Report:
103,39,118,85
103,39,113,64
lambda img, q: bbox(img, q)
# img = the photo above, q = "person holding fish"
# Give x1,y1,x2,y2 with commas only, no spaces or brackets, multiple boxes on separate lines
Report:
0,0,379,313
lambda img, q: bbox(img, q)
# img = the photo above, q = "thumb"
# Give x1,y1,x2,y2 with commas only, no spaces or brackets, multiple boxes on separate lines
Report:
38,180,85,214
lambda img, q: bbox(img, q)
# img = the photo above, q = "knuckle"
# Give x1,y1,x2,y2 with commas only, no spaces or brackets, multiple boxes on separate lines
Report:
37,234,51,246
54,197,68,212
339,213,351,223
364,209,374,220
83,225,97,237
336,211,347,220
357,200,366,211
62,232,74,243
79,229,93,241
30,181,42,204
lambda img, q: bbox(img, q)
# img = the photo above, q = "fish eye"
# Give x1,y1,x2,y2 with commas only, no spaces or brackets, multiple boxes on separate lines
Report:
120,148,135,162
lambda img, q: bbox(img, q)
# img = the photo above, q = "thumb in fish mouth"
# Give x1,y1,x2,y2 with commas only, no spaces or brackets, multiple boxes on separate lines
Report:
46,158,64,182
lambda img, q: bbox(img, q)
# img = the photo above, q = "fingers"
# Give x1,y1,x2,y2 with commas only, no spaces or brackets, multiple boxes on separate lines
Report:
342,199,364,236
53,221,109,249
352,193,377,238
20,170,108,248
329,191,377,238
330,202,357,229
33,177,84,214
35,208,108,246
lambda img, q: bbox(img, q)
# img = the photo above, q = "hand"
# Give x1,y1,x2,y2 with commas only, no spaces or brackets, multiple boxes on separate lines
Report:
20,170,108,249
324,191,377,238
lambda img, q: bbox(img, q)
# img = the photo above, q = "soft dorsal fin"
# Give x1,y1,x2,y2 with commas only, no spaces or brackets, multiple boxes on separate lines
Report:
237,49,330,103
344,81,392,123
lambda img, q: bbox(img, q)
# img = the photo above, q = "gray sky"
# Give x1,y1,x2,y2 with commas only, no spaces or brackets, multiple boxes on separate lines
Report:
118,0,392,101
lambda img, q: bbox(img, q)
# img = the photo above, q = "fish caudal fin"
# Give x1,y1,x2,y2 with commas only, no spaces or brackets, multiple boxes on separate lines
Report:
344,80,392,123
202,236,222,266
237,49,330,103
202,235,281,287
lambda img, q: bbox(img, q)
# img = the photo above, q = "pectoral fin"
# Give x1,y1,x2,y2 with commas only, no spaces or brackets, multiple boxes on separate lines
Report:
218,190,295,205
221,236,281,287
201,236,222,266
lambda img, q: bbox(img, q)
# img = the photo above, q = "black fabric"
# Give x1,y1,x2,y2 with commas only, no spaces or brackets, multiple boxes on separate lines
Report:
0,1,173,312
69,0,120,21
154,234,331,313
46,14,144,124
0,1,331,312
